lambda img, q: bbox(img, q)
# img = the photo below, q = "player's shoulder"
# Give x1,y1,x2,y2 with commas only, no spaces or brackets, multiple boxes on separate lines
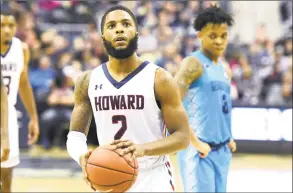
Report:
182,55,202,66
155,67,172,84
75,70,92,89
11,37,24,48
154,67,178,93
219,59,232,81
179,55,204,75
12,37,29,54
21,42,29,51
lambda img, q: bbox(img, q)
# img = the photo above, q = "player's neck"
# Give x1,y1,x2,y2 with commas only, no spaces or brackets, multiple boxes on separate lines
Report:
201,48,219,64
108,53,143,74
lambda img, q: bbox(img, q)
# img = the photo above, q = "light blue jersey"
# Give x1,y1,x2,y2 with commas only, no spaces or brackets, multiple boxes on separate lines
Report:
183,50,232,144
178,50,233,192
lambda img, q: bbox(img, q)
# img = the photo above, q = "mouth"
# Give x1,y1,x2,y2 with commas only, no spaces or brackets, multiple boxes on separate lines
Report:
214,47,224,51
114,36,127,43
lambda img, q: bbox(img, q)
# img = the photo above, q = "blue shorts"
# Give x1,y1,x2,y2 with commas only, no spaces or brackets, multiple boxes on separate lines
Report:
177,144,232,192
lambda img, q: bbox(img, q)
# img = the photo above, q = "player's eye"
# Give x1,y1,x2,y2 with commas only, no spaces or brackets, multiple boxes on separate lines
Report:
108,24,115,29
222,34,227,39
123,22,131,27
209,35,216,39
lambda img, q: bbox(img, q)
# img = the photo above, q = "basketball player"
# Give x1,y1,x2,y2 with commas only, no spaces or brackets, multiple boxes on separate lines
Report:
67,5,190,192
175,6,237,192
1,70,10,162
1,9,40,192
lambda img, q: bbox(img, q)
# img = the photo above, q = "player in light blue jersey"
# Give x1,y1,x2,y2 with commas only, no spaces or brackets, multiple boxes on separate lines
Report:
174,5,237,192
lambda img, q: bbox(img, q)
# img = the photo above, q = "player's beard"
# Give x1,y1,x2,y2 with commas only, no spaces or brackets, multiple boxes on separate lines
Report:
103,35,138,59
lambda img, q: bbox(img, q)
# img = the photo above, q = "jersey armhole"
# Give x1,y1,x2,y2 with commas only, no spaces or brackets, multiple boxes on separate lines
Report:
153,66,162,110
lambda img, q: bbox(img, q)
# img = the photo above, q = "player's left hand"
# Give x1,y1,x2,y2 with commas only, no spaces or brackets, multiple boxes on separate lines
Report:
28,119,40,145
228,139,237,152
111,140,146,161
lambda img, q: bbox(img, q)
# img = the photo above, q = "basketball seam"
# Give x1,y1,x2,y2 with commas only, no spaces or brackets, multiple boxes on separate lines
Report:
122,166,136,192
92,180,132,187
87,163,137,176
101,147,137,192
103,147,139,169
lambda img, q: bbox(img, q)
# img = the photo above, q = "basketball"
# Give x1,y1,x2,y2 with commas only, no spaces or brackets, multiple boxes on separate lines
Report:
86,146,139,192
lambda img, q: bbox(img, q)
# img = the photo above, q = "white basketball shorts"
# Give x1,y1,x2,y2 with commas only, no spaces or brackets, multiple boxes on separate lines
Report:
1,105,20,168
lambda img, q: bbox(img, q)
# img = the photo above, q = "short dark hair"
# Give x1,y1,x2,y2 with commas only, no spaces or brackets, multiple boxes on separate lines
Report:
100,5,138,34
193,5,234,32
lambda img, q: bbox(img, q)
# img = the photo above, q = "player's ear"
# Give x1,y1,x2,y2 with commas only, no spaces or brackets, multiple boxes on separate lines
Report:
197,32,203,41
101,35,105,45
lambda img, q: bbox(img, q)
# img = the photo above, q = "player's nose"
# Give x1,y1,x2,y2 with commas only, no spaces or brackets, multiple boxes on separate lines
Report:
4,28,10,34
215,37,223,45
115,24,124,34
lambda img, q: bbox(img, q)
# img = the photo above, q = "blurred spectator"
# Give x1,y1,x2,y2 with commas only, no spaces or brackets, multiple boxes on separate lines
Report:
180,35,198,57
279,1,292,34
30,56,55,108
262,62,284,105
156,43,182,76
280,38,292,73
282,64,292,105
39,72,74,150
137,27,158,54
63,60,83,85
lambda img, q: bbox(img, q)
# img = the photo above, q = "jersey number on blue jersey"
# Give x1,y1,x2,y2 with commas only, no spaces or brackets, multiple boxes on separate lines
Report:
222,94,229,114
113,115,127,140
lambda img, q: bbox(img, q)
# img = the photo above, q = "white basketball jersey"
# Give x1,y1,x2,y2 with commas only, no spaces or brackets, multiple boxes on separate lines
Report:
88,61,168,169
1,37,24,106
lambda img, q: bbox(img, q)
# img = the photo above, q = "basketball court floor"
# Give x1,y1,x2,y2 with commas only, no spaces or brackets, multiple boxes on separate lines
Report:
12,150,292,192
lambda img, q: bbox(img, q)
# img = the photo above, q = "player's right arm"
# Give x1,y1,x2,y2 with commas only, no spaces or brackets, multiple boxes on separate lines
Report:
174,56,211,158
69,71,92,135
1,70,10,162
66,71,96,191
67,71,93,164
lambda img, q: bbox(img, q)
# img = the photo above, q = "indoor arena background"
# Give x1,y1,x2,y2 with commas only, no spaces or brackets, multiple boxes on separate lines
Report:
3,0,292,192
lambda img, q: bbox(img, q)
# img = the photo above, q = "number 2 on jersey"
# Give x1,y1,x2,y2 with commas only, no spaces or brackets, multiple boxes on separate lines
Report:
113,115,127,140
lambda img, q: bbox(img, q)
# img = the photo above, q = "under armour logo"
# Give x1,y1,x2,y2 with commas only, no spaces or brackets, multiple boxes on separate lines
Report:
95,84,103,90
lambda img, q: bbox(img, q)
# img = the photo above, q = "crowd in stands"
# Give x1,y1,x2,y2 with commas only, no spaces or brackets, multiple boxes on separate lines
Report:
3,1,292,151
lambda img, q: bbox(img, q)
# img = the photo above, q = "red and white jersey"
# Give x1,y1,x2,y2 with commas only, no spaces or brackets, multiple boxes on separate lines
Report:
88,61,168,169
1,37,24,106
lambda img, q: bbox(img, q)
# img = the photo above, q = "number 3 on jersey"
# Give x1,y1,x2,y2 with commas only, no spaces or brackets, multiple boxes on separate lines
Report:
113,115,127,140
222,94,229,114
3,76,11,95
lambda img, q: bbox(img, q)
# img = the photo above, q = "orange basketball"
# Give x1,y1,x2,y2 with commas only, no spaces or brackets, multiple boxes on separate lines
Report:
86,146,138,192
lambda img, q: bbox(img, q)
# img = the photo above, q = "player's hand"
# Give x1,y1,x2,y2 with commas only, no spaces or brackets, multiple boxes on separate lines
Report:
228,139,237,152
111,140,146,161
28,119,40,145
193,140,211,158
1,137,10,162
79,150,96,191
